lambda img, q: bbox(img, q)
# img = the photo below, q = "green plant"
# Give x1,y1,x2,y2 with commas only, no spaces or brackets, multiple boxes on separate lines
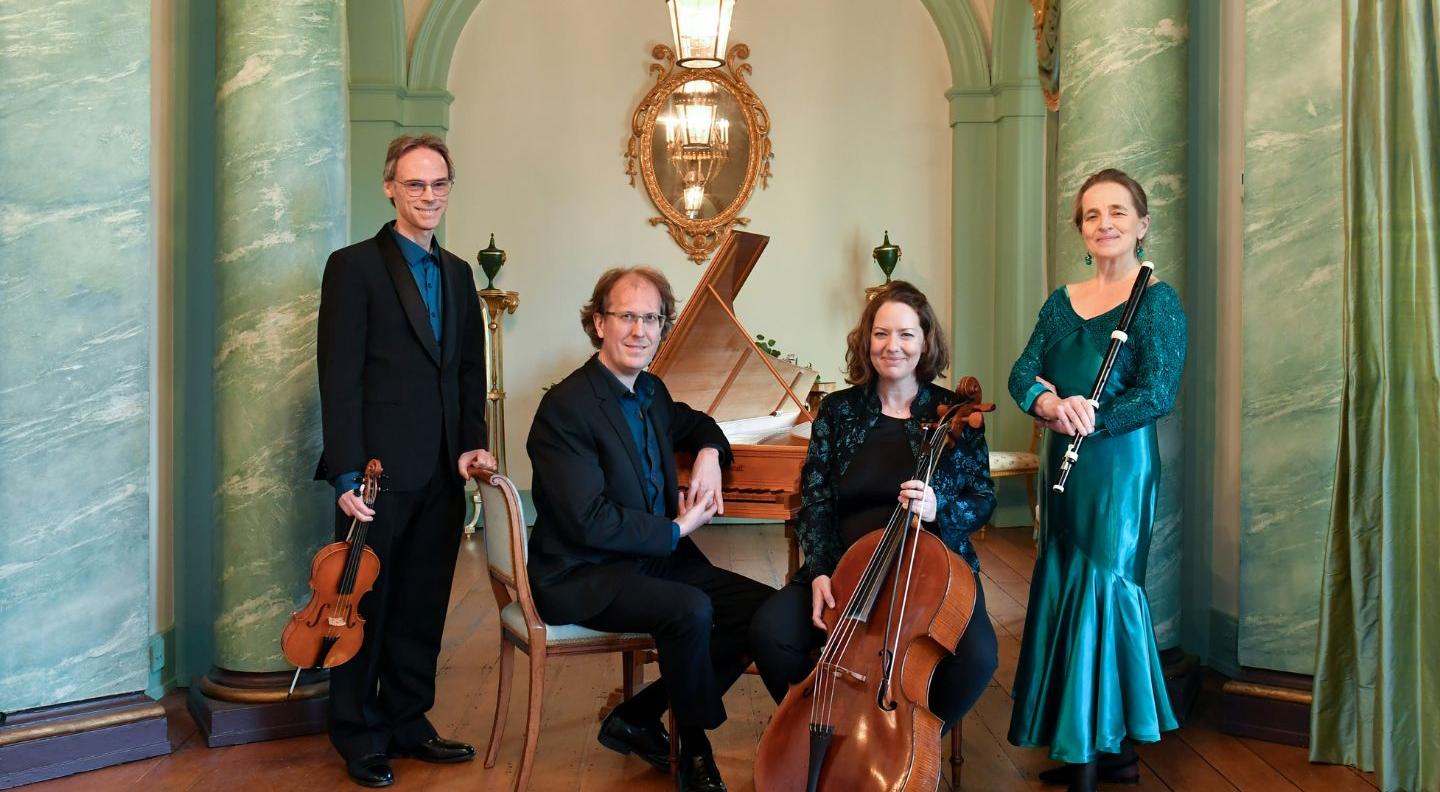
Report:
755,333,782,358
754,334,813,370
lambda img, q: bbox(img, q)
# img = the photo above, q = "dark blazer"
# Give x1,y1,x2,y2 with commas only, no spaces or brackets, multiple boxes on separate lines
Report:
794,382,995,583
526,355,732,625
315,224,487,491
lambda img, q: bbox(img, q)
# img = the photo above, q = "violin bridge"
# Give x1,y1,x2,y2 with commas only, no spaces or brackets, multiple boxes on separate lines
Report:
327,616,346,627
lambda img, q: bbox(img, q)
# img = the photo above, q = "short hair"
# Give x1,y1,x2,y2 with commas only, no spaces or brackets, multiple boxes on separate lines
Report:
579,267,678,349
383,134,456,182
1071,167,1149,230
843,280,950,386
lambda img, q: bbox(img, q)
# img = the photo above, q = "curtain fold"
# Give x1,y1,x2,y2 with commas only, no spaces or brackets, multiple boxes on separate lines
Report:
1310,3,1440,791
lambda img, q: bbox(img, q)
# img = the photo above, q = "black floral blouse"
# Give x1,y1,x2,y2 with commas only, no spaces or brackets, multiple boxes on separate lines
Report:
793,382,996,583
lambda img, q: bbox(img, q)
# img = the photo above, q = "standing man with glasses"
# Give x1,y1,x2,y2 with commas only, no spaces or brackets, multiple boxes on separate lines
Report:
525,267,775,792
315,134,495,787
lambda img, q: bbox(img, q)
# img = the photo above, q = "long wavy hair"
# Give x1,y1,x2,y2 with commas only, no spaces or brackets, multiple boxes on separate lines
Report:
843,280,949,386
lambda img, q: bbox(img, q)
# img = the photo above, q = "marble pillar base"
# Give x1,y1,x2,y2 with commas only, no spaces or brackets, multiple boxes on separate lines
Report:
1160,648,1201,722
186,669,328,748
1219,669,1313,747
0,693,170,789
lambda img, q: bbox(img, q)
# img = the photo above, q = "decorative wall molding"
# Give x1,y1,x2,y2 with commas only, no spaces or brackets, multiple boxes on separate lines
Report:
0,694,169,789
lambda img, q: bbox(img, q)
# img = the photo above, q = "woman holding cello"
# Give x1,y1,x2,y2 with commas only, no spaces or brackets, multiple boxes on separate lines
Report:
749,281,999,769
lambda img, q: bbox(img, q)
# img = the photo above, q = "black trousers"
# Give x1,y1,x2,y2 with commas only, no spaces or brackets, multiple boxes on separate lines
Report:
577,552,775,731
328,453,464,760
748,572,998,731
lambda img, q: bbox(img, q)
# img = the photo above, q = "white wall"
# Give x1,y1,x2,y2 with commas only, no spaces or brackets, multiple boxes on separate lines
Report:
447,0,952,487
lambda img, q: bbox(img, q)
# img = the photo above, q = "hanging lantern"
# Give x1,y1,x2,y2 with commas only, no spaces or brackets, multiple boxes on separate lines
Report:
673,80,718,148
666,0,735,68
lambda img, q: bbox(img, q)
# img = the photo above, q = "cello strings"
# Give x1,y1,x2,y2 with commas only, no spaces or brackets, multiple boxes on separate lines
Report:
877,425,945,702
815,428,940,726
813,506,906,728
810,413,957,727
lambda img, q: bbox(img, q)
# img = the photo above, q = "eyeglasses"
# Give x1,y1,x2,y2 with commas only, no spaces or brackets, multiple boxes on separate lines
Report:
603,311,664,328
394,178,454,197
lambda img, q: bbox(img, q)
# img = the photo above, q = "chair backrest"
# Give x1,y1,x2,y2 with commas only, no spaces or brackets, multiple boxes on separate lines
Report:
477,470,528,588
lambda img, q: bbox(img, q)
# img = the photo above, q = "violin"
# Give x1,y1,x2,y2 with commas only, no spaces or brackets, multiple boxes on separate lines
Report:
281,458,384,696
755,378,994,791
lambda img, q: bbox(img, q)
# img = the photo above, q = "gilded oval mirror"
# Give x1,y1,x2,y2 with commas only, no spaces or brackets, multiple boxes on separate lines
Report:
626,44,773,262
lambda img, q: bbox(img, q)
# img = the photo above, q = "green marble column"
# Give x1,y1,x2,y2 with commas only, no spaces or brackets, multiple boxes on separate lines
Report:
212,1,348,673
1052,0,1189,649
1237,1,1342,674
0,0,153,713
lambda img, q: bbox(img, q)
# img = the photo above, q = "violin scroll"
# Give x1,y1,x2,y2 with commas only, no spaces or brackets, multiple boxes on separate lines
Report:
360,458,384,506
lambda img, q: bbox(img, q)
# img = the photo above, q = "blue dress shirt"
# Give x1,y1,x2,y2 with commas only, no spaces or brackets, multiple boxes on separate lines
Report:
599,366,681,549
391,225,443,343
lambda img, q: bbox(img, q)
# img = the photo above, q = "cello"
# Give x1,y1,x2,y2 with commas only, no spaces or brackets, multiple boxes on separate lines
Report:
281,458,384,696
754,378,994,791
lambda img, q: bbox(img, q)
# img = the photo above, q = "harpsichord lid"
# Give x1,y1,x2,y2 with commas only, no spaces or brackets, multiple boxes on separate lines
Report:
650,230,817,427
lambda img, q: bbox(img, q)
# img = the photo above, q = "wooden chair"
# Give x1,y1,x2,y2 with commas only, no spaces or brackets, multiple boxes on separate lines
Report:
950,721,964,789
477,469,670,791
984,422,1042,539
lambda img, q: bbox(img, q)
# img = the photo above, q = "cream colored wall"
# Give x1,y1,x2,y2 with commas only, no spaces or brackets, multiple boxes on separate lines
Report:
446,0,953,488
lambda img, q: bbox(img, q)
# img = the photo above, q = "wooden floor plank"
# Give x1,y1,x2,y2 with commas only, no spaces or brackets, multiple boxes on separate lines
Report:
19,526,1382,792
1135,733,1241,792
1238,737,1381,792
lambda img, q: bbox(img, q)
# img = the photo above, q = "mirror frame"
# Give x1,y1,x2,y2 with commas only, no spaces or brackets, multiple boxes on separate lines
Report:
625,43,773,263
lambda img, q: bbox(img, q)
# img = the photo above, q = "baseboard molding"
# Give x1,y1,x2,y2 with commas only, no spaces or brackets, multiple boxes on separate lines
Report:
0,693,170,790
1219,667,1313,747
186,670,329,748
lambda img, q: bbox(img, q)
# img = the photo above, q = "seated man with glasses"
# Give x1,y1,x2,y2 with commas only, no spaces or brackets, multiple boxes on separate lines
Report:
314,133,494,787
525,267,775,792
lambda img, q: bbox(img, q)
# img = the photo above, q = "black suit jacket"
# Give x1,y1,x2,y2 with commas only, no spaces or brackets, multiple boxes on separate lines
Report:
526,355,732,625
315,224,487,491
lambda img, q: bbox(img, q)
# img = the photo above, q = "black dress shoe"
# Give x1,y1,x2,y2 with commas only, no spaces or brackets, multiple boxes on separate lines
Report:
391,736,476,764
345,753,394,788
597,708,670,771
677,750,727,792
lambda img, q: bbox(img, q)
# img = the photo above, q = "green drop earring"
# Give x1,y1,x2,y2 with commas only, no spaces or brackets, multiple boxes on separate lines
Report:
1083,253,1093,267
1136,241,1146,259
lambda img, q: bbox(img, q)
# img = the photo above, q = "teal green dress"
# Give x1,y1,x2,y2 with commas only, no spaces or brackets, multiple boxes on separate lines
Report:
1006,281,1186,763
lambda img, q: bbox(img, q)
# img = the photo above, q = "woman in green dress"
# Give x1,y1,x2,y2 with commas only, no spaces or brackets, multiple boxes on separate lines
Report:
1006,168,1186,791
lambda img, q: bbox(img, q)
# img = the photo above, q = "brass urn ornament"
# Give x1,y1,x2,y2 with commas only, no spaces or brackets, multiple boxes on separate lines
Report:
873,230,901,282
477,233,507,289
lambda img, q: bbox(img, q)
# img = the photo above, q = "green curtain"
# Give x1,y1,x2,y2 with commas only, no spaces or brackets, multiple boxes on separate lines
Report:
1310,3,1440,791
